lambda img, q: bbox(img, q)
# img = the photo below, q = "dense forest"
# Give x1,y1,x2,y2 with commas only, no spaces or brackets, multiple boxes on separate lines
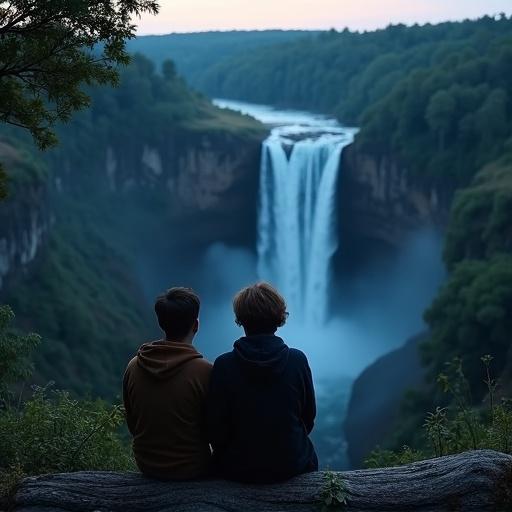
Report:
127,30,317,89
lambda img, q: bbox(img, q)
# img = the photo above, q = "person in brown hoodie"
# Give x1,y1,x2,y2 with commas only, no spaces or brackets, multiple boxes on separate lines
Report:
123,287,212,480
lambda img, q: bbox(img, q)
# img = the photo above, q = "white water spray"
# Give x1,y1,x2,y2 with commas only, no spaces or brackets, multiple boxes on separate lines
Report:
257,125,355,324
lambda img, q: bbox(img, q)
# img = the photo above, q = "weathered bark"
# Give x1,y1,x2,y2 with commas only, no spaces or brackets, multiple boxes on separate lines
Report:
11,450,512,512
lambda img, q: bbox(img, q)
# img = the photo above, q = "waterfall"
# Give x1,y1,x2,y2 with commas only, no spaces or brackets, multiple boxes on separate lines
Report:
257,126,355,325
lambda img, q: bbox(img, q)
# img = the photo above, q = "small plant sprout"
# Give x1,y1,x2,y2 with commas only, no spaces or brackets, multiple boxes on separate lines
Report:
364,355,512,469
424,407,449,457
481,355,498,416
320,471,349,511
438,358,480,449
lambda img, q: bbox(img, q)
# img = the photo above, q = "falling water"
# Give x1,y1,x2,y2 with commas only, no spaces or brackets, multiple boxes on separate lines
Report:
257,125,355,325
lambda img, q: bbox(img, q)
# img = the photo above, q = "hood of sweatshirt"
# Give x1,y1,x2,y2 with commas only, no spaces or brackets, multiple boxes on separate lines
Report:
137,340,202,380
233,335,290,377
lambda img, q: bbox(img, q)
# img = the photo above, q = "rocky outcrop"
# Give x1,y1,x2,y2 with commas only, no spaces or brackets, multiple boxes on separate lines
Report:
11,451,512,512
344,334,427,468
338,144,451,248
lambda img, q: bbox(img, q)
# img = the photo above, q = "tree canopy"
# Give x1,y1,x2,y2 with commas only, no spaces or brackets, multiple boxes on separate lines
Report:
0,0,159,197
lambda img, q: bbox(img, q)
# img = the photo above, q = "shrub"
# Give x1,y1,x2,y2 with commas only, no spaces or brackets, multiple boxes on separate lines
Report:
364,445,425,469
0,305,134,500
365,355,512,468
0,305,40,399
0,386,134,476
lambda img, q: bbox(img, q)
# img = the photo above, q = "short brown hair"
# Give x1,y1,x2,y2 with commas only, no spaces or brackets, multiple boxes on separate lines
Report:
233,282,288,335
155,287,200,340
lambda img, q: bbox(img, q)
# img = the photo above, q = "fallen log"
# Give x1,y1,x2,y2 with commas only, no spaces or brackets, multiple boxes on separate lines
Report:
11,450,512,512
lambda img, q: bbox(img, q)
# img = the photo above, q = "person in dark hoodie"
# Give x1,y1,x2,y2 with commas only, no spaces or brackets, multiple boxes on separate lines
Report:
207,282,318,483
123,287,212,480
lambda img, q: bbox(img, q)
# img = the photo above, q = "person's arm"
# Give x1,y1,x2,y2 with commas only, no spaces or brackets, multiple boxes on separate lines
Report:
196,362,213,443
122,367,136,436
206,359,231,456
302,358,316,434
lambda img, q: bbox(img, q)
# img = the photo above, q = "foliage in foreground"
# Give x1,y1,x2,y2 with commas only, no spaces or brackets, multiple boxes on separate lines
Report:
365,356,512,468
0,387,134,476
0,306,134,499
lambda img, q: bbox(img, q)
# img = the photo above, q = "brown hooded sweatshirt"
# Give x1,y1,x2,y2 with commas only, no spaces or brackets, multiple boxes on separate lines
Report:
123,340,212,480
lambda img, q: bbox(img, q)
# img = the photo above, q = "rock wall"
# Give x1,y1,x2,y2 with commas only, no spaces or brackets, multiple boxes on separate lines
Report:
338,144,451,248
344,334,427,468
0,140,52,292
104,131,263,247
0,188,50,290
102,132,261,211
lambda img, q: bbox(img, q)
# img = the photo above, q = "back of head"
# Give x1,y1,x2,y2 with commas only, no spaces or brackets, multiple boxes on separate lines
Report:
154,287,200,341
233,282,288,336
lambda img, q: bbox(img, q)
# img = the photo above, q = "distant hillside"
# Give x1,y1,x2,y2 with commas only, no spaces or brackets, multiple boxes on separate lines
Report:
192,18,512,184
127,30,318,89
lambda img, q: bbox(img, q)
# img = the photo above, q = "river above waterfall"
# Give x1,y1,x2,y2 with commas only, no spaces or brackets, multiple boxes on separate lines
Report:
215,98,339,125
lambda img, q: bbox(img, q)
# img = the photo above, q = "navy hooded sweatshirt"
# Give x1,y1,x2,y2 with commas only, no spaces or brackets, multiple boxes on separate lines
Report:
207,335,318,483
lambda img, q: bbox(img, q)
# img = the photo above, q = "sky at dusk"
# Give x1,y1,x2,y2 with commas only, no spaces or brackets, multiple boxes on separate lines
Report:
135,0,512,35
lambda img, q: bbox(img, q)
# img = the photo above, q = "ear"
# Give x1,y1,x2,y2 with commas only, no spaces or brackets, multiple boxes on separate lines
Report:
193,318,199,334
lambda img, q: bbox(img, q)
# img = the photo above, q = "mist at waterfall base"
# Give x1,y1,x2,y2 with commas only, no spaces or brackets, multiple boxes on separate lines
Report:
193,230,443,380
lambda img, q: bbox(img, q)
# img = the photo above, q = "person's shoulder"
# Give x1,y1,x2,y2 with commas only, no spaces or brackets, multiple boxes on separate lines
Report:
288,347,310,366
187,356,213,388
123,355,138,385
189,355,213,375
125,355,138,373
193,354,213,368
184,350,212,369
213,350,236,367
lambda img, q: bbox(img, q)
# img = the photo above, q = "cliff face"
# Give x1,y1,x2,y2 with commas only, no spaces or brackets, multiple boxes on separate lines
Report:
0,142,52,291
338,144,451,248
4,130,452,302
0,188,49,290
344,334,427,468
102,132,260,213
0,130,263,295
101,131,263,246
